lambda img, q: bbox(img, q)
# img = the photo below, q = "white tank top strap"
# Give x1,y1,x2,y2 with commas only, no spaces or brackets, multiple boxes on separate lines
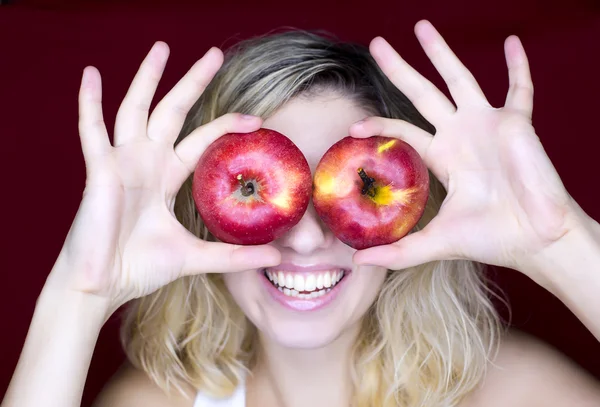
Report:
193,380,245,407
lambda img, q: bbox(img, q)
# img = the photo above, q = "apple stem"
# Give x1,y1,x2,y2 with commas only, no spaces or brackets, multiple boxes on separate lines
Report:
357,168,376,198
237,174,255,197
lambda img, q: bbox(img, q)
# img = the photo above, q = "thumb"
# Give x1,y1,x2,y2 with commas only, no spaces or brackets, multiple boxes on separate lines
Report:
353,226,451,270
180,235,282,275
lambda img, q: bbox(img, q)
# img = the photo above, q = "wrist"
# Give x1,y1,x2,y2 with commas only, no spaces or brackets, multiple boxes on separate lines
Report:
3,279,112,406
521,201,600,296
36,283,114,328
45,250,125,321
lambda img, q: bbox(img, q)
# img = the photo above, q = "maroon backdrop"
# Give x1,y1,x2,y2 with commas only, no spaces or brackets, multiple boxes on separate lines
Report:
1,0,599,405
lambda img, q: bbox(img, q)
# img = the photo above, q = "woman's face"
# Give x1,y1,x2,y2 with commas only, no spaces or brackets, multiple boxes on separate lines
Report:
222,91,388,349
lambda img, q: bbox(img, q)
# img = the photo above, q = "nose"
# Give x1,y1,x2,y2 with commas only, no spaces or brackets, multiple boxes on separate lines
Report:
276,201,334,255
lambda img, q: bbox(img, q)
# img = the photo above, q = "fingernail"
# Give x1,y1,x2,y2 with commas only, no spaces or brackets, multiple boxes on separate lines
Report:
82,68,91,88
149,42,165,62
353,256,367,265
242,114,260,120
353,255,380,266
353,119,366,126
264,255,282,267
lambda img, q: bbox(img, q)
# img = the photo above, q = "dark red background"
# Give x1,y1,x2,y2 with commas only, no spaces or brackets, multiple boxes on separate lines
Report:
1,0,599,405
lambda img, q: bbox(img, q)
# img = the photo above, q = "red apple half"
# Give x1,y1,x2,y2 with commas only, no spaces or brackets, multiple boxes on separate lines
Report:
313,136,429,250
192,128,312,245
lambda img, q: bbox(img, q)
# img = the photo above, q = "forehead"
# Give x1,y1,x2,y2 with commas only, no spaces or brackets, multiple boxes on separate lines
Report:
262,92,370,171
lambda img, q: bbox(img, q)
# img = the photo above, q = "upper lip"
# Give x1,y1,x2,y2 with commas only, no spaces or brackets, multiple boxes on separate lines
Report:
264,262,350,273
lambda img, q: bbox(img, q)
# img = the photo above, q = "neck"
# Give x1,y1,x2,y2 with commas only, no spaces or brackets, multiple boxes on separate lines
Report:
248,323,361,407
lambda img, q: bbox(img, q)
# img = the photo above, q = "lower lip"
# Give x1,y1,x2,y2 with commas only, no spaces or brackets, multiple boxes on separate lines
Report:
260,269,351,312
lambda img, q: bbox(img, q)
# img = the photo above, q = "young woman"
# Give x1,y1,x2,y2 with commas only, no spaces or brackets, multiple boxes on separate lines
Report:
3,20,600,407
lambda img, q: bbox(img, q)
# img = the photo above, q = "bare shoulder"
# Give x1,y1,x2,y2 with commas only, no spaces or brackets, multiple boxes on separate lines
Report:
460,329,600,407
92,362,196,407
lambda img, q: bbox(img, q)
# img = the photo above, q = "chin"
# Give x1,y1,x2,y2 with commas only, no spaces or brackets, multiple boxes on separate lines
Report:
260,315,354,349
222,264,388,350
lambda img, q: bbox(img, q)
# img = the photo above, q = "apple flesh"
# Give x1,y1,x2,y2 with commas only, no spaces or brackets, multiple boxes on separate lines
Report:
192,128,312,245
313,136,429,250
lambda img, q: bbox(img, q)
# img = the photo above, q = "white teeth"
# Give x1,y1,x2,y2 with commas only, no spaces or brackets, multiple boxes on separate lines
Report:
305,275,316,291
294,274,305,292
285,274,294,289
277,288,331,298
332,271,343,286
323,272,332,288
316,274,324,289
266,269,346,296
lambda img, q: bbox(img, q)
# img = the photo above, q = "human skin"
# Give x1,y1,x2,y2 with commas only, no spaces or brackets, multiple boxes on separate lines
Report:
3,19,600,407
351,22,600,343
220,95,388,406
1,44,281,407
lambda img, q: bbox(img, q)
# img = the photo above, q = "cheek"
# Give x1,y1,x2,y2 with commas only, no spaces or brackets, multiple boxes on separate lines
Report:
348,266,388,319
330,265,388,329
350,266,388,306
222,270,259,306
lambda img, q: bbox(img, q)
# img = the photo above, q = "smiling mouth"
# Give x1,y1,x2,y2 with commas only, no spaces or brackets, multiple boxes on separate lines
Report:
261,268,347,299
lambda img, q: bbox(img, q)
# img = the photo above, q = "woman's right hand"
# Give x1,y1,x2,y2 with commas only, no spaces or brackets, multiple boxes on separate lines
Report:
48,42,281,313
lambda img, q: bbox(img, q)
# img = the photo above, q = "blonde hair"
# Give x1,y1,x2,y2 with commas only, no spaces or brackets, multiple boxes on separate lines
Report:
121,29,507,406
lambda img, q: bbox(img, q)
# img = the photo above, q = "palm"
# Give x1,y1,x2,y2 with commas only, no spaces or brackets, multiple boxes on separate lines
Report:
429,107,570,264
57,43,280,306
75,141,193,300
352,21,574,273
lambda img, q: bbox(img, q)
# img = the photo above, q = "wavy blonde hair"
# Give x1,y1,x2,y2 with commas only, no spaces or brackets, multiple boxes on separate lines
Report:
121,29,507,406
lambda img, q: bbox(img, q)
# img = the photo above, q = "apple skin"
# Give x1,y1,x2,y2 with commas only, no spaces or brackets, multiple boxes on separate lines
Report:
313,136,429,250
192,128,312,245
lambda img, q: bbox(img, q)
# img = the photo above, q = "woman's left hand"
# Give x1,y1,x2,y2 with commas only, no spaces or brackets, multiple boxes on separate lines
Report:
352,20,581,281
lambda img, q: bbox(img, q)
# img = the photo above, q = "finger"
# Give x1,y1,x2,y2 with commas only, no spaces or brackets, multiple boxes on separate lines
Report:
414,20,489,107
349,117,433,160
114,41,170,147
352,226,452,270
504,35,534,119
171,113,263,187
181,238,282,275
369,36,455,125
78,66,111,162
147,47,224,143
